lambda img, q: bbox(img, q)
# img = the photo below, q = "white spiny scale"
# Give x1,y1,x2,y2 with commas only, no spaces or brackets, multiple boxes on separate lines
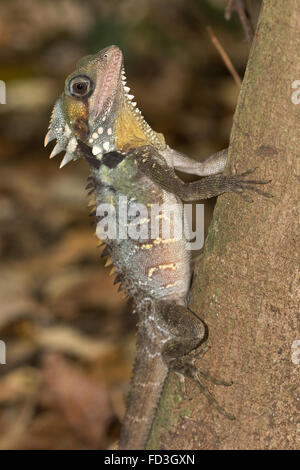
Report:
109,266,115,276
103,141,110,152
60,152,74,168
92,145,102,156
124,86,130,93
66,136,77,153
50,142,64,158
121,69,127,84
64,124,72,138
126,94,135,100
44,129,56,147
104,258,112,268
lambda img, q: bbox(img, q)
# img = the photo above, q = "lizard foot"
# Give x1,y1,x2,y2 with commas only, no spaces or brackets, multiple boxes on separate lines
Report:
226,167,273,202
170,357,235,421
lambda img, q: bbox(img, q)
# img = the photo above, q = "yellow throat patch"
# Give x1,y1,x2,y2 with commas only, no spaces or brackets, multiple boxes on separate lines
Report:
115,100,166,152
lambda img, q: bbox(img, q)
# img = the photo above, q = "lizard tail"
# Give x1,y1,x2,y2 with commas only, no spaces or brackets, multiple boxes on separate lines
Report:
118,303,169,450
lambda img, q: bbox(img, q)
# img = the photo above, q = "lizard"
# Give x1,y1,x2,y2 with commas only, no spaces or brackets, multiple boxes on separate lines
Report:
44,45,271,450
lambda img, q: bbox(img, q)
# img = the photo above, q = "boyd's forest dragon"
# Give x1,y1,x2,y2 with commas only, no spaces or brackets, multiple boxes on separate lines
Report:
45,45,271,449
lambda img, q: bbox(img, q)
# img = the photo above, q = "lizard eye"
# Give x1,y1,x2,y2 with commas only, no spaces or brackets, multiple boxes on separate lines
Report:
68,75,93,98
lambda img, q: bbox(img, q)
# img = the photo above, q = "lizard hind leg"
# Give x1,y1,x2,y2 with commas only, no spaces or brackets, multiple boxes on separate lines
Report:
156,300,235,421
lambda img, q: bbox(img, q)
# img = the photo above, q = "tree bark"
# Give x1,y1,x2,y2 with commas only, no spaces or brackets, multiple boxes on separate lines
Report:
148,0,300,449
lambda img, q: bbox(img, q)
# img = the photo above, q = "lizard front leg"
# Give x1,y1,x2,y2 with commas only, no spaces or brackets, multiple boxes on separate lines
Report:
161,146,228,176
130,145,272,202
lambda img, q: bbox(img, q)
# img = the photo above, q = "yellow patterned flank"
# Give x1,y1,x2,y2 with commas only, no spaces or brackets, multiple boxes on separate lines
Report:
148,263,178,280
153,237,176,245
141,244,153,250
159,263,177,271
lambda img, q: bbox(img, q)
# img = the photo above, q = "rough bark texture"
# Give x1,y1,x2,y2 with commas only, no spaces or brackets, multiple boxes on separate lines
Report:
148,0,300,450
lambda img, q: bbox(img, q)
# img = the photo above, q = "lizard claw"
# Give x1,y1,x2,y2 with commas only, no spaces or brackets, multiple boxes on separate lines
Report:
229,167,273,200
194,373,236,420
197,369,234,387
239,167,259,177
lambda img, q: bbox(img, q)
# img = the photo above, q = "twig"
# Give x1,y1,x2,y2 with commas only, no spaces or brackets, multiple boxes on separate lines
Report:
225,0,254,44
206,26,242,89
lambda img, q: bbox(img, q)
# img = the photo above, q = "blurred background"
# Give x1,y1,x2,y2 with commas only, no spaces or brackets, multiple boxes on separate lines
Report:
0,0,260,449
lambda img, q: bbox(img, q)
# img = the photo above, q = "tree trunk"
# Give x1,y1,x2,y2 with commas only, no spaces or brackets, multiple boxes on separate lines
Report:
148,0,300,450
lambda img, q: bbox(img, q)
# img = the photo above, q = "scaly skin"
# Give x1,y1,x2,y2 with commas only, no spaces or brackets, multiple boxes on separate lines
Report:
45,45,271,449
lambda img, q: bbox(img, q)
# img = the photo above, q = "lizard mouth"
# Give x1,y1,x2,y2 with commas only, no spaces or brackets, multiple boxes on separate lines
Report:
88,45,123,123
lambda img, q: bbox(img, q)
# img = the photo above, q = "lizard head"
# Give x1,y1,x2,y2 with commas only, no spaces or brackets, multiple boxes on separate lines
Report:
45,45,165,167
44,45,127,166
